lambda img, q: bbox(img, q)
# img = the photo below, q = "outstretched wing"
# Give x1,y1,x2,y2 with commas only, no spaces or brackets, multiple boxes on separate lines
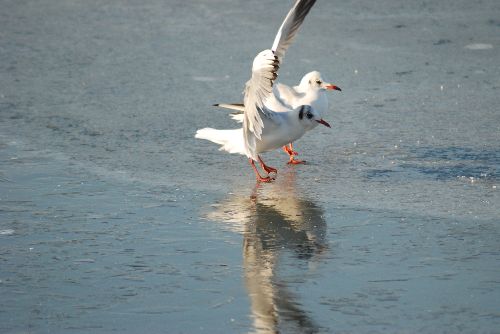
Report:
243,0,317,160
271,0,317,62
243,49,279,160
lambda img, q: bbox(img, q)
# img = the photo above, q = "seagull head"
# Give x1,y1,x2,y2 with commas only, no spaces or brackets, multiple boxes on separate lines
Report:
299,71,341,92
297,105,331,131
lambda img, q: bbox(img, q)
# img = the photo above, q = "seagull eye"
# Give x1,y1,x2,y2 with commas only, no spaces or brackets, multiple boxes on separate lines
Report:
306,111,313,119
316,80,322,85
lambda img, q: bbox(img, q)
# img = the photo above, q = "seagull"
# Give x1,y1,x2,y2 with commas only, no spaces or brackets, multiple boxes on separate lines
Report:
195,0,332,182
214,70,341,164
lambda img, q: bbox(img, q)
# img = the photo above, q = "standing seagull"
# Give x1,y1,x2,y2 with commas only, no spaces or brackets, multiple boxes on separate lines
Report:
196,0,331,182
215,70,341,164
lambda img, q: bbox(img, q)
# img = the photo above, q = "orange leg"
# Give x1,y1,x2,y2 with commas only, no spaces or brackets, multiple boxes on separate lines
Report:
283,145,290,155
258,156,277,174
249,158,273,182
282,143,298,156
283,143,306,165
288,143,299,156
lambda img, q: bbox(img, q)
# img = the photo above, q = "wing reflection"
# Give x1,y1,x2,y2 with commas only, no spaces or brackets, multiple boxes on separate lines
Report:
207,169,328,333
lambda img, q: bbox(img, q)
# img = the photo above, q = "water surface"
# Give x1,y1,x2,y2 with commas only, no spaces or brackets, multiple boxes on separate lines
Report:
1,0,499,333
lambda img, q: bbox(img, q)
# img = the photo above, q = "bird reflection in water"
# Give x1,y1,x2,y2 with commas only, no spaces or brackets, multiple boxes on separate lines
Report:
207,168,328,334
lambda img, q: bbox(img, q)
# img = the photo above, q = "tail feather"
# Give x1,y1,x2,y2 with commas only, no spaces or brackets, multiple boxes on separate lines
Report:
213,103,245,112
229,113,244,123
195,128,246,156
213,103,245,123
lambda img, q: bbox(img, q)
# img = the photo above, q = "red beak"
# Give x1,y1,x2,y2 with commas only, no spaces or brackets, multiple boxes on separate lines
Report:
325,84,341,91
316,119,331,128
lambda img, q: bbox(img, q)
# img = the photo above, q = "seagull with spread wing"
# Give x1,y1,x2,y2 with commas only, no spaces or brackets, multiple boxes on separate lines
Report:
215,70,341,164
195,0,332,182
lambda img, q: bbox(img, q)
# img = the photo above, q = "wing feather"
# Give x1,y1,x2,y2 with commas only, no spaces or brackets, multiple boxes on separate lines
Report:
242,49,279,160
271,0,317,61
242,0,317,160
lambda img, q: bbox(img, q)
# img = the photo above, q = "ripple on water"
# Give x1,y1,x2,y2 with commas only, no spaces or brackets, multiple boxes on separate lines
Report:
465,43,494,50
0,229,15,235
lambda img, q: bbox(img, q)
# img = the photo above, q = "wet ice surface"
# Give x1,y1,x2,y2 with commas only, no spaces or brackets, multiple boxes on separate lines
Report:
1,0,499,333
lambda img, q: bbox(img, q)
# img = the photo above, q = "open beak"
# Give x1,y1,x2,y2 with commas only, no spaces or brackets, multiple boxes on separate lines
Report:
316,119,331,128
324,83,342,91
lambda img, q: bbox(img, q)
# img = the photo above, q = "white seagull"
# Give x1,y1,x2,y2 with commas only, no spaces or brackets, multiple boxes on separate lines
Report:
215,70,341,164
195,0,332,182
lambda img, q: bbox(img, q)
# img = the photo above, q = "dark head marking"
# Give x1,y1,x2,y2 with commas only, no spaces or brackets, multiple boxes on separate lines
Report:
299,106,304,120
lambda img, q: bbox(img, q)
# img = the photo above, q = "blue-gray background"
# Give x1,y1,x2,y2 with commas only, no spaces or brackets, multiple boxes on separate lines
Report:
1,0,499,333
